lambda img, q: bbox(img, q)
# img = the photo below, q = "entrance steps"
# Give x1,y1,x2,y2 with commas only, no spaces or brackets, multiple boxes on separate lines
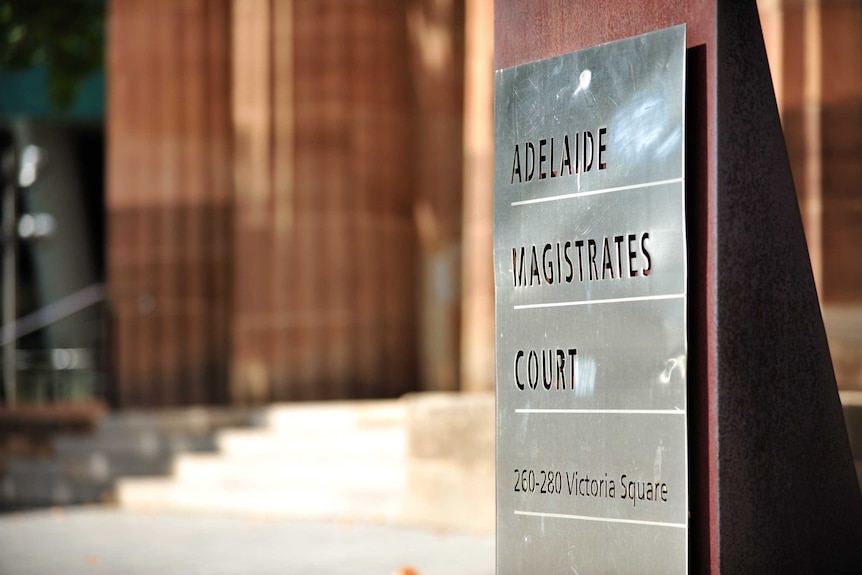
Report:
118,394,496,533
6,391,859,531
0,408,255,509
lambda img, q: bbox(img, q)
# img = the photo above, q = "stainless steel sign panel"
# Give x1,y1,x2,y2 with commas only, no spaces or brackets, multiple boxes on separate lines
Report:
494,25,688,574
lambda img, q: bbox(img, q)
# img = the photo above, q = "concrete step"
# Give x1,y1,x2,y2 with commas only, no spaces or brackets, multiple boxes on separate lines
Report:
54,432,217,460
215,428,405,460
117,459,495,532
825,307,862,390
112,395,497,533
404,392,495,462
6,455,171,483
117,477,404,522
401,459,495,533
117,400,412,523
1,472,112,508
840,392,862,492
96,407,260,435
263,400,404,433
0,407,257,511
841,391,862,458
172,453,406,490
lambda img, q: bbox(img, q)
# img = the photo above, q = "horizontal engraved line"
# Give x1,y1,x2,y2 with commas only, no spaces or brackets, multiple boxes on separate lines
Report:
510,177,684,206
513,293,684,310
514,510,686,529
514,408,685,415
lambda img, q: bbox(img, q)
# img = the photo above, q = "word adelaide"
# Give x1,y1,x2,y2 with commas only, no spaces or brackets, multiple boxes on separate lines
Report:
510,128,608,183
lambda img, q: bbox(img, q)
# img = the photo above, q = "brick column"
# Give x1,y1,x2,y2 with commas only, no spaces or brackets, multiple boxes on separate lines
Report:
107,0,232,406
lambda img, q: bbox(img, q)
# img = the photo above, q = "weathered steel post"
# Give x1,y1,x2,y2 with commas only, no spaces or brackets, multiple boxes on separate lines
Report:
494,1,862,572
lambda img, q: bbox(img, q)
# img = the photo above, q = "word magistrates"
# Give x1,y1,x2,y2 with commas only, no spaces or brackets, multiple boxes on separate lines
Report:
512,233,652,287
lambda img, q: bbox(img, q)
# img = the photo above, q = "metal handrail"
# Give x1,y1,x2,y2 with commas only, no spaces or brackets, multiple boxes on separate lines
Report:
1,283,107,405
0,283,105,346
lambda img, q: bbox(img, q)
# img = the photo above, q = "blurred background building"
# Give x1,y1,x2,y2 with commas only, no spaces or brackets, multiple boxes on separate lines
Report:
759,0,862,394
105,0,495,407
1,0,495,409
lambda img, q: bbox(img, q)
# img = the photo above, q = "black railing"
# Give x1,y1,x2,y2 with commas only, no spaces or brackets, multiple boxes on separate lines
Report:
10,348,104,403
0,287,111,406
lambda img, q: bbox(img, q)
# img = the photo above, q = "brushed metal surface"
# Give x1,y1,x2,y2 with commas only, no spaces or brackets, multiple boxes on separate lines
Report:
494,25,687,574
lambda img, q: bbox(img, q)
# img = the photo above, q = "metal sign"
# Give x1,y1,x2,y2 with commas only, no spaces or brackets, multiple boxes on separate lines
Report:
494,25,688,574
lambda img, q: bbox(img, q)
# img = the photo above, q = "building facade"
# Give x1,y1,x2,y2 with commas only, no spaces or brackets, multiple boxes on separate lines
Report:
105,0,861,407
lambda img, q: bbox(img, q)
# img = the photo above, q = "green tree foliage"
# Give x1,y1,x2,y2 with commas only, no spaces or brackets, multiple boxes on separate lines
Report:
0,0,104,110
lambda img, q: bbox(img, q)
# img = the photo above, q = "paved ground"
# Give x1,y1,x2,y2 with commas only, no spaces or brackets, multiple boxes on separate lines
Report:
0,506,495,575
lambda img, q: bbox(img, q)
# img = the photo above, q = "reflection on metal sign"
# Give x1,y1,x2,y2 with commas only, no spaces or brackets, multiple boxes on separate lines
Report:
494,25,688,574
